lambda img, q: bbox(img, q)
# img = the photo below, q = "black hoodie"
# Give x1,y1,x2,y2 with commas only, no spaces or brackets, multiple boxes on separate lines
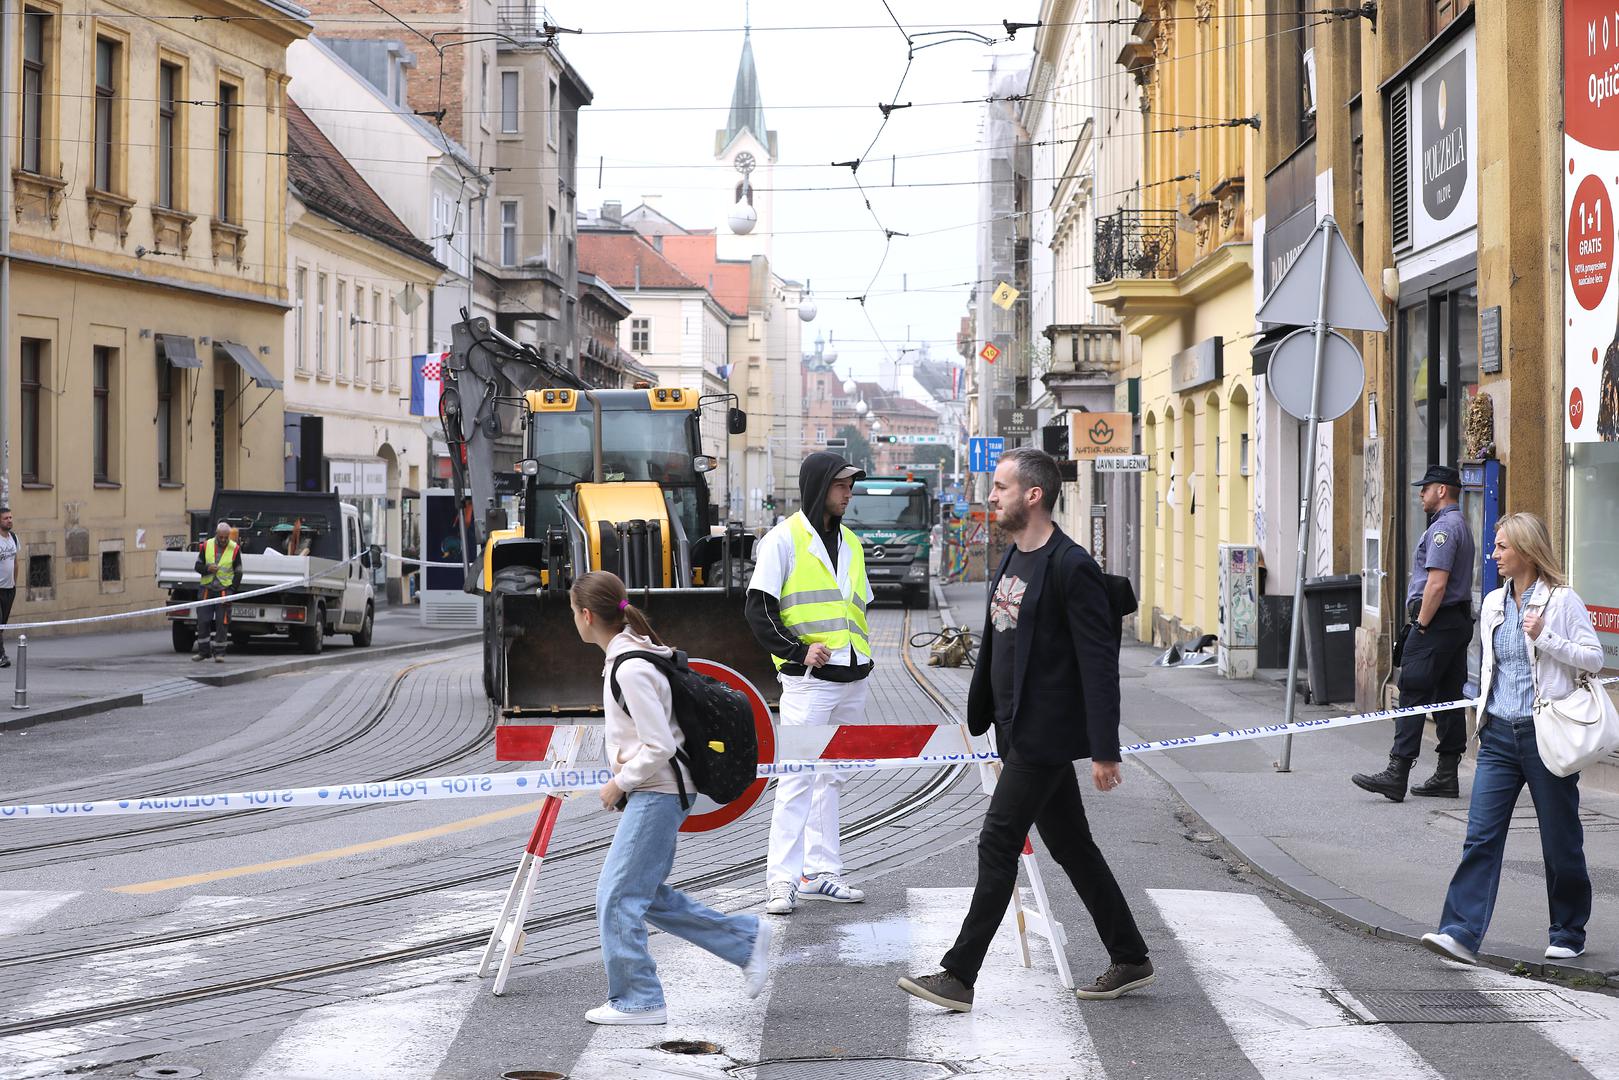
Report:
745,452,872,682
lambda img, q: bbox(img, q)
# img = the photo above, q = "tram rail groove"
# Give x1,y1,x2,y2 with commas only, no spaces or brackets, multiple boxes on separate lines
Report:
0,610,968,1039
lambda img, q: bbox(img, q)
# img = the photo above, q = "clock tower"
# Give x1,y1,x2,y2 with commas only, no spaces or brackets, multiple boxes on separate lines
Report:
714,26,776,262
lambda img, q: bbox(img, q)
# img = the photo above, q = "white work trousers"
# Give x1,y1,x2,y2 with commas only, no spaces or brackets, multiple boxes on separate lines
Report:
766,672,870,886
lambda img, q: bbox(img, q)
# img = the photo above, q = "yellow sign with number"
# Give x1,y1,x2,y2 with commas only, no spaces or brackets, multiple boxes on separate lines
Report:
991,282,1020,310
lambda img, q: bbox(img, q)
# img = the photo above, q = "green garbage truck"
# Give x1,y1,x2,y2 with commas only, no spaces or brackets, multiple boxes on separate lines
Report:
845,476,934,609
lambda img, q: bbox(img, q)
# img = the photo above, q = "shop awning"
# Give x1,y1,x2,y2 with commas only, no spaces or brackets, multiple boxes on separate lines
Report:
215,340,282,390
156,333,202,369
1249,325,1298,379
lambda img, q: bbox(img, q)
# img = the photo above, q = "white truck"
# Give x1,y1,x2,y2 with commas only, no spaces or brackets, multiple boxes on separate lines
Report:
156,490,379,655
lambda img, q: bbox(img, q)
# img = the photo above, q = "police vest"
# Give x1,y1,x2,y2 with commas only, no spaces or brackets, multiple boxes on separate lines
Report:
203,538,239,589
774,515,871,670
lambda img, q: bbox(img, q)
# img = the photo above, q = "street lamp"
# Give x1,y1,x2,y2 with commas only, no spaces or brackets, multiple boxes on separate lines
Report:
728,200,757,235
799,281,817,322
842,378,858,396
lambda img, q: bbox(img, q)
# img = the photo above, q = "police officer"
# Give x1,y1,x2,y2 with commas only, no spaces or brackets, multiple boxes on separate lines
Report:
194,520,242,663
746,451,873,914
1353,465,1475,801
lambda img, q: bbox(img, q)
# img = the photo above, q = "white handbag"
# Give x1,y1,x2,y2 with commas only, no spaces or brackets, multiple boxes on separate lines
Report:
1530,591,1619,777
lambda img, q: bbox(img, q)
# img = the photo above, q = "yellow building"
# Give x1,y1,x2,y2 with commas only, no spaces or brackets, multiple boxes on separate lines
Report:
1091,1,1260,645
3,0,309,626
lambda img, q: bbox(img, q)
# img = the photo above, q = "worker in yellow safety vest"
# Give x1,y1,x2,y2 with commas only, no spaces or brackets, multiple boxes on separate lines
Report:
193,520,242,663
746,451,873,915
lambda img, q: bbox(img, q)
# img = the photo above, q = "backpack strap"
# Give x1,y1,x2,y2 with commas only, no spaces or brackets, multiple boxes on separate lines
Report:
608,649,692,811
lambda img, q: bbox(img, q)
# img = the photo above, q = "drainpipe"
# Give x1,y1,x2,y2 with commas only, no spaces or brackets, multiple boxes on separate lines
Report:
1,0,14,505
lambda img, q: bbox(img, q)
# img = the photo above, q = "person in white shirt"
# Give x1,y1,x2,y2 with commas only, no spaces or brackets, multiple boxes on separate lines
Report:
0,508,17,668
572,570,772,1026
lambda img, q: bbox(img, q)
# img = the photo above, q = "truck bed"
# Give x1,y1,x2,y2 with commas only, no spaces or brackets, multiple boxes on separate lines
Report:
155,550,349,597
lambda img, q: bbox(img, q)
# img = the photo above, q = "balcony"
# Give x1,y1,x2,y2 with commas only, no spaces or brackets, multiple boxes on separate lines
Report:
1093,208,1177,284
1040,324,1121,410
497,0,547,42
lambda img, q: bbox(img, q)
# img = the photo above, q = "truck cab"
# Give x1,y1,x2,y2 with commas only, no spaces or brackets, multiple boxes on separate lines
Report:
845,477,934,609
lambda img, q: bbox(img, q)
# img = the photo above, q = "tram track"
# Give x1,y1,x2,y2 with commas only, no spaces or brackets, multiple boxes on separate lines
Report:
0,609,968,1039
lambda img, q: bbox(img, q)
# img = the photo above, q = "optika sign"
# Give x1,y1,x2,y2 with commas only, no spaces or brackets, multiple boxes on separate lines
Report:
1584,16,1619,110
1420,53,1468,221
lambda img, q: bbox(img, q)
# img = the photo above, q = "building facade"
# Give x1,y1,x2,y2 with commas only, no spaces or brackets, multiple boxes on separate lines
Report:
5,0,309,625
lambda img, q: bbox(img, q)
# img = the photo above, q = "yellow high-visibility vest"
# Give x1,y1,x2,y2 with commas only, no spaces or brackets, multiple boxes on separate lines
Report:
202,537,240,589
774,515,871,670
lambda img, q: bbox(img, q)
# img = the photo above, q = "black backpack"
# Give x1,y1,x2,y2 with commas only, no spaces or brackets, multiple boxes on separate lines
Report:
609,650,760,811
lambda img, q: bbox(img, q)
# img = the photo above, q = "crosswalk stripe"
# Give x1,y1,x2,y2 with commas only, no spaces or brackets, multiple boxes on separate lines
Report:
241,979,479,1080
566,907,783,1080
1149,889,1443,1080
0,891,78,938
1462,963,1619,1079
904,887,1105,1079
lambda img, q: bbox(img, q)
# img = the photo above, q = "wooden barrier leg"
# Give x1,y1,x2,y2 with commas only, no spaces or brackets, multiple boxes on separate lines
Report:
478,845,535,979
492,795,564,996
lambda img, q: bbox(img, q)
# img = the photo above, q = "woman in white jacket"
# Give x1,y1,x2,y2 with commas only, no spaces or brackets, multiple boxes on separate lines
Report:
571,571,772,1025
1422,513,1601,966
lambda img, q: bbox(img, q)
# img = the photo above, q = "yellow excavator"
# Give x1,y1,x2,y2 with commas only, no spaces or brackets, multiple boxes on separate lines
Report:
439,314,775,717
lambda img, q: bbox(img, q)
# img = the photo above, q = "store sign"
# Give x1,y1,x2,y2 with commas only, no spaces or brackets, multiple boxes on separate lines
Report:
1069,412,1133,458
1564,0,1619,443
1263,140,1317,297
1170,337,1223,394
331,459,388,497
1404,28,1478,252
997,408,1036,436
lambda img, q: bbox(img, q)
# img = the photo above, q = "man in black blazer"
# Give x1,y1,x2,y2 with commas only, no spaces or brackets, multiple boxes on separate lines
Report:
899,446,1152,1012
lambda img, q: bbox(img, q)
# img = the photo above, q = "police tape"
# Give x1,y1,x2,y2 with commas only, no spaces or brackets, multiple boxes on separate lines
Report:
0,692,1520,821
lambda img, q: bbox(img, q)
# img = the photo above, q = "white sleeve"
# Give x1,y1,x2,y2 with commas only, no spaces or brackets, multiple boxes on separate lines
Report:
748,526,790,597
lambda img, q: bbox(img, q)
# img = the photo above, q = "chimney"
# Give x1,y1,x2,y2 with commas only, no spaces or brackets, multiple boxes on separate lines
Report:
602,200,622,223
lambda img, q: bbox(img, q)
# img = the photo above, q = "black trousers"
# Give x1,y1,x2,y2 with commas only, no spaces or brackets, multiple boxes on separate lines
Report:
196,589,231,656
0,587,13,655
942,758,1149,985
1392,602,1471,760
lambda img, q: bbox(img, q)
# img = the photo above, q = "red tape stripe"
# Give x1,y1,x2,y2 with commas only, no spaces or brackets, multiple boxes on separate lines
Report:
526,796,563,856
496,725,555,762
819,724,939,760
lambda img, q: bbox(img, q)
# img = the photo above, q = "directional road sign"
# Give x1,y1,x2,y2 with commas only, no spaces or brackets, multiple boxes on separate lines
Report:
968,436,1004,473
953,500,970,515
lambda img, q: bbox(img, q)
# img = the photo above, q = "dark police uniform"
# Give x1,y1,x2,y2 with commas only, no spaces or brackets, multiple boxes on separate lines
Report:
1391,500,1474,761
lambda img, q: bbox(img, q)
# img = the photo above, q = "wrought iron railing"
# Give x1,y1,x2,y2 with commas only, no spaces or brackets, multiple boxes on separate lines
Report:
1093,208,1178,283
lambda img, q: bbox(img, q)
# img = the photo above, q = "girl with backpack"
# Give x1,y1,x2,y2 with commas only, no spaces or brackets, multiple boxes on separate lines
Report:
570,570,773,1025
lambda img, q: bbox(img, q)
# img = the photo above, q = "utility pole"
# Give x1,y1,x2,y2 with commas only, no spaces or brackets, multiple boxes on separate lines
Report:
1,0,14,506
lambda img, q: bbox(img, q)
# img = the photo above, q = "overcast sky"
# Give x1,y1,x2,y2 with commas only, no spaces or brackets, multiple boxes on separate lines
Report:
551,0,1039,387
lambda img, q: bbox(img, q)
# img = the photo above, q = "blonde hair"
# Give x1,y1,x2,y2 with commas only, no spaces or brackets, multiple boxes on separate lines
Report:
1495,512,1566,588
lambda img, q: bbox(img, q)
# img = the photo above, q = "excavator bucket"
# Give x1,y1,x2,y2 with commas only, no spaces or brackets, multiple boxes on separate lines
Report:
491,587,781,716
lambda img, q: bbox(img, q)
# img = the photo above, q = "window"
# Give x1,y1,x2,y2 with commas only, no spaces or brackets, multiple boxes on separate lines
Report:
216,82,237,220
388,294,400,389
294,267,308,372
547,76,559,147
335,281,347,379
372,289,383,387
100,550,121,583
500,200,519,266
92,346,114,482
630,317,650,353
93,37,119,191
20,339,43,484
157,358,175,482
500,70,520,133
1433,0,1473,33
544,204,556,266
816,427,826,443
157,62,179,208
480,55,490,130
353,287,365,377
21,9,47,175
28,554,52,590
316,272,328,375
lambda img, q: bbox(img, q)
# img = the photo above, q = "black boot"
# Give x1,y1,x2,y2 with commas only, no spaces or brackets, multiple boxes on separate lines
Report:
1410,753,1462,798
1352,755,1414,802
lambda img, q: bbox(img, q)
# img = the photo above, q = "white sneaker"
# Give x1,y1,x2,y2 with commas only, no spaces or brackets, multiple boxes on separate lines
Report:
765,881,796,915
742,919,772,999
584,1003,667,1025
799,874,864,903
1546,944,1585,960
1420,932,1477,965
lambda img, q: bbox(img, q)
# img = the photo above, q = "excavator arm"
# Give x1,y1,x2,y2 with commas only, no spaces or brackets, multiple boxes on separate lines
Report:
439,312,588,593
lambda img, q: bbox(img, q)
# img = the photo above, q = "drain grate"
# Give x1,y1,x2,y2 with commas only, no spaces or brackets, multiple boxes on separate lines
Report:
730,1058,957,1080
1328,988,1598,1024
1435,806,1619,833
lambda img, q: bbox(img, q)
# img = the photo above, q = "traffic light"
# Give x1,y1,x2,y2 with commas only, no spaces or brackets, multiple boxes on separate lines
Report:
876,435,899,444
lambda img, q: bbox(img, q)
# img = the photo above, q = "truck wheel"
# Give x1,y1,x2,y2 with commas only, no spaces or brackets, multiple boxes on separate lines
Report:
171,622,196,654
351,603,374,647
906,585,930,610
297,604,325,655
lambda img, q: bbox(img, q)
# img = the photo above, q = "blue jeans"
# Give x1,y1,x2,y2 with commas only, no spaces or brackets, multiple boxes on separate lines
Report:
1437,715,1591,953
597,790,760,1012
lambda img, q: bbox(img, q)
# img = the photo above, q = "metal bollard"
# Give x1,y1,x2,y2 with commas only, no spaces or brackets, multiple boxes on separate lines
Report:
12,634,28,710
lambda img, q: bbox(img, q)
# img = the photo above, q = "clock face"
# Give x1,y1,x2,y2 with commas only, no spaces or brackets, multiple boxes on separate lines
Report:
733,151,756,174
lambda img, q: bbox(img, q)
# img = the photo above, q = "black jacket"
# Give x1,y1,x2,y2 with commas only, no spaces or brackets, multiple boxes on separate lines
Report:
967,525,1122,765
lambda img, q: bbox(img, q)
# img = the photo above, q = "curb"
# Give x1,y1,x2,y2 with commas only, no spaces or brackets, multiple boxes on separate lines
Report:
1120,720,1619,990
0,632,482,731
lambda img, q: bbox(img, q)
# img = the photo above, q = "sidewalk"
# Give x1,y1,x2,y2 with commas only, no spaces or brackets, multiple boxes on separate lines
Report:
0,607,479,731
939,582,1619,988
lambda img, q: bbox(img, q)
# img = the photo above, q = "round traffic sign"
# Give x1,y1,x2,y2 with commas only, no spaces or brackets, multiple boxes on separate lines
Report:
1267,328,1366,423
678,659,775,833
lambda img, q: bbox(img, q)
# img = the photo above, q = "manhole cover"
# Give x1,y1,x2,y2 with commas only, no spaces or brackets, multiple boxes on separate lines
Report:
1434,806,1619,833
135,1069,202,1079
730,1059,956,1080
1328,989,1598,1024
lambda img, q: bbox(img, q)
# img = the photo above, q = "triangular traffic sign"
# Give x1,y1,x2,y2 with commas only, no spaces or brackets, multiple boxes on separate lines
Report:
1257,215,1387,332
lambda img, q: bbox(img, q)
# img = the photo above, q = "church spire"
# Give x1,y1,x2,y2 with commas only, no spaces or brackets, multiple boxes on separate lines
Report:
724,25,767,147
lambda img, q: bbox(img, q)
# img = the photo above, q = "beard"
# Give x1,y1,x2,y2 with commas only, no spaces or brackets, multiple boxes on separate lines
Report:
998,500,1028,533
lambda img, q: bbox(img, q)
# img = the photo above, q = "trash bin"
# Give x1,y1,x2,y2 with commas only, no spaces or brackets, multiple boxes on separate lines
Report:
1302,574,1362,705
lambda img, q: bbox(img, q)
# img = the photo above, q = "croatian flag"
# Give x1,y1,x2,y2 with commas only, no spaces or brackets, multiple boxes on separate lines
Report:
949,365,965,400
410,352,447,416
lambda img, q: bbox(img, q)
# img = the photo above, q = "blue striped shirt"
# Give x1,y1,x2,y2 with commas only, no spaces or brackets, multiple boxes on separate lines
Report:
1486,589,1536,721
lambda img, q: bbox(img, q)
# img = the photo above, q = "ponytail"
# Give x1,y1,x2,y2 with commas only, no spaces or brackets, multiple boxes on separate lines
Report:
570,570,666,646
